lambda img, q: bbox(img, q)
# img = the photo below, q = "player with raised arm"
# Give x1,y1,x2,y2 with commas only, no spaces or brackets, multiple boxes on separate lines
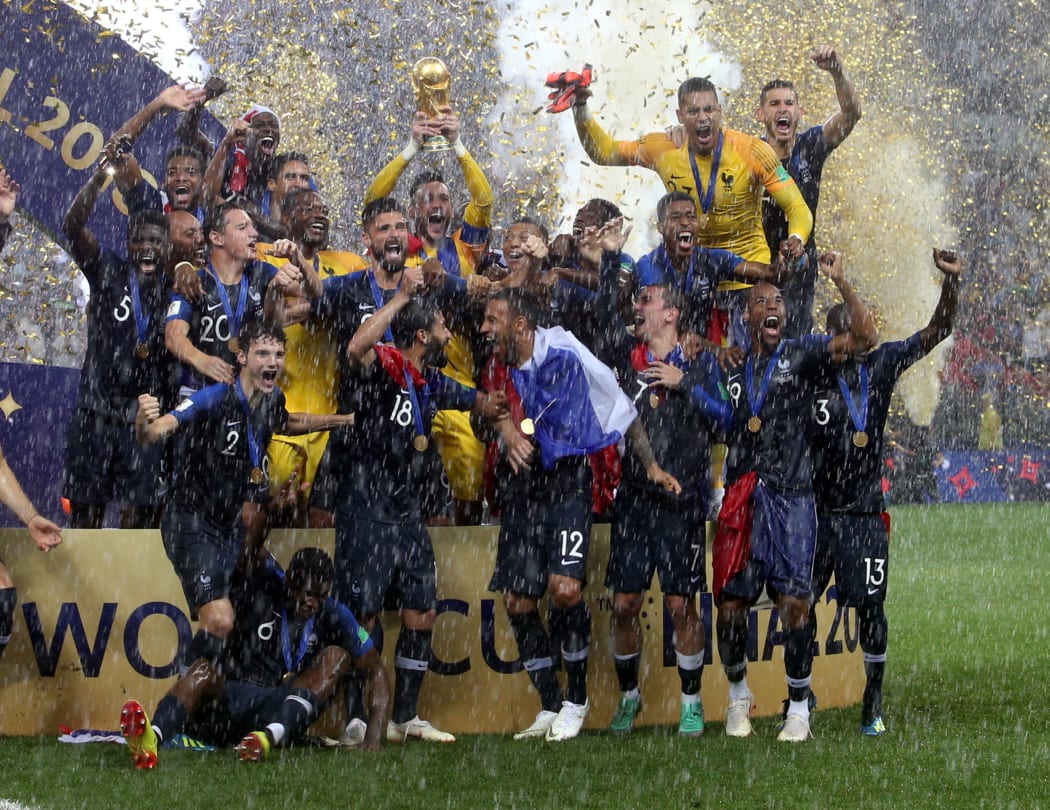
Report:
714,252,876,742
61,149,175,529
811,249,960,736
757,45,862,337
136,320,352,673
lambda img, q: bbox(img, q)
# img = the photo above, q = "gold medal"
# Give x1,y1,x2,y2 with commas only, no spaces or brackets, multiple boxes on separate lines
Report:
649,391,661,409
228,338,241,354
519,417,535,437
135,342,150,359
413,434,430,452
853,431,869,448
747,415,762,434
249,466,265,485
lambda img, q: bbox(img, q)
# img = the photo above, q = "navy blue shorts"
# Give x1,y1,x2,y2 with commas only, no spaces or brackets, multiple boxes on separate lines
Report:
185,680,294,746
306,443,336,514
333,512,437,617
721,481,816,602
160,504,242,619
63,407,166,508
813,512,889,606
607,490,706,596
489,480,593,598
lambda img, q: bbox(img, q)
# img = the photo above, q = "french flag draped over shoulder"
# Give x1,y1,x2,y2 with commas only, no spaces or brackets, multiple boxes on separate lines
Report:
510,326,637,470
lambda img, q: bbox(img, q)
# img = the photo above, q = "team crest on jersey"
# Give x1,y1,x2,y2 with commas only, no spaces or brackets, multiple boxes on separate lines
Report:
721,172,735,191
167,300,181,318
249,288,262,304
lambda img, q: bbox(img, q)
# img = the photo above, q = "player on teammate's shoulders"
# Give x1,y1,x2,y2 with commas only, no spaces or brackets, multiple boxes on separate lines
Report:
756,45,862,337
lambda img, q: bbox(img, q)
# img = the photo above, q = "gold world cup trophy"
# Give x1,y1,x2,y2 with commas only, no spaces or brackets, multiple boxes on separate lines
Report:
411,57,452,152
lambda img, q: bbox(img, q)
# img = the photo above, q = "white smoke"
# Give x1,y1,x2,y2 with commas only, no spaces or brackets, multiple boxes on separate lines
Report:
63,0,211,85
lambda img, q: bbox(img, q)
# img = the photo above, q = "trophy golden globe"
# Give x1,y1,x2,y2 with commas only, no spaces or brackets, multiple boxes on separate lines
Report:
411,57,453,152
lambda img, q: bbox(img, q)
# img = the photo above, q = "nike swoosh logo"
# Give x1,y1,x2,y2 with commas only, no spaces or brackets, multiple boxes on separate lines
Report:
867,587,880,595
358,303,375,311
560,559,581,566
690,575,703,584
207,301,224,312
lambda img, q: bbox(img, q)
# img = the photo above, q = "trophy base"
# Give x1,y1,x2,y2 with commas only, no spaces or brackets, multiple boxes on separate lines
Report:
422,135,452,152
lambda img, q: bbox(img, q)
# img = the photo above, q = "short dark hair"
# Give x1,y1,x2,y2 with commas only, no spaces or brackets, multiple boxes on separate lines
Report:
390,299,440,349
759,79,798,106
578,198,622,226
409,170,446,201
268,151,311,181
678,77,718,105
361,197,405,229
283,188,323,215
129,208,170,237
286,547,334,592
656,191,695,223
491,288,542,329
825,302,850,336
511,216,549,243
165,145,205,173
238,319,286,352
203,200,250,242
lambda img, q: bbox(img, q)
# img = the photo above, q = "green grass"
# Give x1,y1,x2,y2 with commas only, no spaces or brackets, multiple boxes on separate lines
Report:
2,504,1048,809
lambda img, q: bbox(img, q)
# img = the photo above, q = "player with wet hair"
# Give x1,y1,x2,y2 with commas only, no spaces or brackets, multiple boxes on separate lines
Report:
756,45,862,337
332,278,482,744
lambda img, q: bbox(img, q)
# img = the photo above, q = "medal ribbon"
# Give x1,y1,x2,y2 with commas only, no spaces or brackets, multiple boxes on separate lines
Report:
366,269,395,343
837,364,869,435
233,377,263,472
209,262,249,340
127,268,151,347
401,354,430,444
280,611,315,674
688,131,724,215
630,343,687,405
745,342,785,421
655,244,695,294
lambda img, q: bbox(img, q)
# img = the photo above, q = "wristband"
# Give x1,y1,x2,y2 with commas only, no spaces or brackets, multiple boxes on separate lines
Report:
400,140,421,162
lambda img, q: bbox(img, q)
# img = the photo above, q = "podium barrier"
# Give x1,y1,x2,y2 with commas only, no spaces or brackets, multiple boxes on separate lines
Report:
0,526,861,735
